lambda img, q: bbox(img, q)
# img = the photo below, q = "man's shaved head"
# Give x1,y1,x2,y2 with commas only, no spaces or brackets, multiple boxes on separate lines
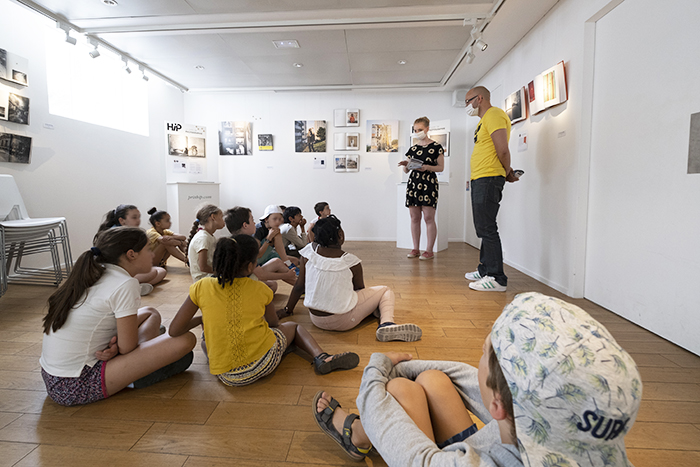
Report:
469,86,491,101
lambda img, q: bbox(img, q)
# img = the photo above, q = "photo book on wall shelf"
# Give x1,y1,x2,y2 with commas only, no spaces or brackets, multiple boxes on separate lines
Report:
295,120,326,152
165,122,206,157
333,132,359,151
334,154,359,173
0,49,28,86
334,109,360,127
367,120,399,152
505,87,527,123
258,134,273,151
529,61,567,116
0,132,32,164
8,93,29,125
219,121,252,155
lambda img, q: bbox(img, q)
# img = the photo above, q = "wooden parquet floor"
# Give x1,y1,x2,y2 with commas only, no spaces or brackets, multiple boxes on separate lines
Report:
0,242,698,466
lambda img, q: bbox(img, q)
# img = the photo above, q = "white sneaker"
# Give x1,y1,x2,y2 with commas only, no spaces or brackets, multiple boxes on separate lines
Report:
468,276,506,292
140,283,154,296
464,271,482,281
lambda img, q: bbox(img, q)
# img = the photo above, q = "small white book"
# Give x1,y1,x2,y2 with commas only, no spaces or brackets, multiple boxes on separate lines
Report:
406,158,423,170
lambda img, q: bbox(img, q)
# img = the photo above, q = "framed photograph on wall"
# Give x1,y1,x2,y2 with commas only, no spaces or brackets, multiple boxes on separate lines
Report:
8,93,29,125
505,87,527,123
0,88,8,121
0,50,28,86
258,134,273,151
295,120,326,152
219,121,252,155
334,132,359,150
529,61,567,116
0,132,32,164
367,120,399,152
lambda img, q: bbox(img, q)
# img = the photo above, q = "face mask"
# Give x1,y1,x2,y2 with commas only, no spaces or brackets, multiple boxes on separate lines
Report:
412,131,427,140
466,103,479,117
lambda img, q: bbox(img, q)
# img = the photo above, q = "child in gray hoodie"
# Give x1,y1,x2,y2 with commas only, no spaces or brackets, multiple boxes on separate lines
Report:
313,292,642,467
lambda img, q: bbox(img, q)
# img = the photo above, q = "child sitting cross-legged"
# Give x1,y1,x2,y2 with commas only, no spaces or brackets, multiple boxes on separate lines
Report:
284,215,422,342
146,207,188,267
169,234,360,386
313,292,642,466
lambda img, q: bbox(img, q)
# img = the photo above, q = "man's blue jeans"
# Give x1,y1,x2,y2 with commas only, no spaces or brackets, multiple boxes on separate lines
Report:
470,176,507,286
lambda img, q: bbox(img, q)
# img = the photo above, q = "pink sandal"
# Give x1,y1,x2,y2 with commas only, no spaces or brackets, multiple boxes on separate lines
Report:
419,252,434,260
406,249,420,258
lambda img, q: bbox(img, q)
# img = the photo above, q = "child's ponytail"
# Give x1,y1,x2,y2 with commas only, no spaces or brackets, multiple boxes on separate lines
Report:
186,204,222,258
147,207,167,228
95,204,137,243
44,227,148,334
212,234,259,287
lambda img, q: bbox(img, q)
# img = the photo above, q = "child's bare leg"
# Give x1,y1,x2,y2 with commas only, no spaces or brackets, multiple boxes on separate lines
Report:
272,235,299,266
262,258,296,285
136,307,162,343
415,370,475,444
151,244,169,267
278,321,323,357
164,244,187,264
315,391,371,449
265,280,278,292
386,377,435,441
135,266,167,285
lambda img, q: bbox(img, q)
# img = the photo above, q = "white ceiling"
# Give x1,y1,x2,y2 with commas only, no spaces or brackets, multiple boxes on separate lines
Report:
17,0,560,92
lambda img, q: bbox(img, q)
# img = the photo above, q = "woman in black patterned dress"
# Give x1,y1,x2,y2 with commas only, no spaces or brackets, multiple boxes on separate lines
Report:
398,116,444,260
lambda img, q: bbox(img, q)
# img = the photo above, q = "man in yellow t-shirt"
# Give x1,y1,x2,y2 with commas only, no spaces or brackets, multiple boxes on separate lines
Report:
463,86,519,292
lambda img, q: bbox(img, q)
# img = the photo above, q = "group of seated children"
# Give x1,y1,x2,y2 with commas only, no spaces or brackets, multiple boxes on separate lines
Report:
39,202,641,467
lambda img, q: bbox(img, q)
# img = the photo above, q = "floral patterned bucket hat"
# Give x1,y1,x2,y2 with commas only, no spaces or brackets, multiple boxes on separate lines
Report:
491,292,642,467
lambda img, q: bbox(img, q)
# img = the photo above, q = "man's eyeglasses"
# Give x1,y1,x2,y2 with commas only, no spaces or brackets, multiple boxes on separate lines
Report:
465,96,479,105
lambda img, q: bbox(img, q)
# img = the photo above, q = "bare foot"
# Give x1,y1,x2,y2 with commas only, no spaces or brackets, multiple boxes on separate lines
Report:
315,391,371,449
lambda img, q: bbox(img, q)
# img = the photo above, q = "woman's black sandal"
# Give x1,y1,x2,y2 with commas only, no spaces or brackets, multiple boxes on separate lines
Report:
312,391,371,461
313,352,360,375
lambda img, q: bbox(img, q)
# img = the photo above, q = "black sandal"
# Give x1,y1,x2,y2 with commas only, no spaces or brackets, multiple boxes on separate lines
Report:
313,352,359,375
312,391,371,461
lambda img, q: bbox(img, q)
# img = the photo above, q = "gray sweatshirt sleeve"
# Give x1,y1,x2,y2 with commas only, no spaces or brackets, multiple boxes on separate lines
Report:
356,353,523,467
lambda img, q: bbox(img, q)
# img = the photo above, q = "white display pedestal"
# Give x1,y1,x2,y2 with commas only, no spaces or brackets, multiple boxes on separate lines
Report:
166,182,220,236
396,182,449,252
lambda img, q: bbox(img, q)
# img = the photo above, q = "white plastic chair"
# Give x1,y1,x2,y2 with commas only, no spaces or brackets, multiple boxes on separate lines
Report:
0,174,73,297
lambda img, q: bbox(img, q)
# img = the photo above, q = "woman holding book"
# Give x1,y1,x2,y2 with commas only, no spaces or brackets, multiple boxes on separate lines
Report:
398,116,444,260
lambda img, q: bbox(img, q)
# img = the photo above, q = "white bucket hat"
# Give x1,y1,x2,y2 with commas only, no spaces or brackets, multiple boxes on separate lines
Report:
491,292,642,467
259,204,283,221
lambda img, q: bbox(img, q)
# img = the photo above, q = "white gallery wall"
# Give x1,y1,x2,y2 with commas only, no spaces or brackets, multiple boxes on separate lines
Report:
183,91,468,241
0,0,184,258
469,0,699,354
585,0,700,355
464,0,615,296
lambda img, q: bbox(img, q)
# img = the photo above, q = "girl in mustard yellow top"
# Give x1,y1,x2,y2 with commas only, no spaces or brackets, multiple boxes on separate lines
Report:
170,234,359,386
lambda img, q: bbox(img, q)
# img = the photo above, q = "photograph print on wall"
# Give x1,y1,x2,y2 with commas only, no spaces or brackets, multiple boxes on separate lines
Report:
0,49,7,82
505,87,527,124
346,109,359,127
0,88,8,120
8,93,29,125
367,120,399,152
295,120,326,152
219,121,252,155
258,134,273,151
0,132,32,164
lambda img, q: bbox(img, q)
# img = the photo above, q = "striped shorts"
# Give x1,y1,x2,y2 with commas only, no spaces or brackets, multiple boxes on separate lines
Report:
218,327,287,387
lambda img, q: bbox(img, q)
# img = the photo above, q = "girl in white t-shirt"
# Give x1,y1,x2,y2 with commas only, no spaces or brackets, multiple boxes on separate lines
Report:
186,204,225,282
40,227,196,406
284,215,422,342
96,204,167,295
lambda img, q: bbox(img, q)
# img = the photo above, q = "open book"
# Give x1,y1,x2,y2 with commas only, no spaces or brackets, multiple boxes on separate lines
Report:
406,157,424,170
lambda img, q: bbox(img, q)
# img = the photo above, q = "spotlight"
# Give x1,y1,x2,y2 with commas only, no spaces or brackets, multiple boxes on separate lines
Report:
88,39,100,58
465,47,475,64
122,56,131,74
57,22,77,45
139,65,149,82
65,33,77,45
471,29,488,51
